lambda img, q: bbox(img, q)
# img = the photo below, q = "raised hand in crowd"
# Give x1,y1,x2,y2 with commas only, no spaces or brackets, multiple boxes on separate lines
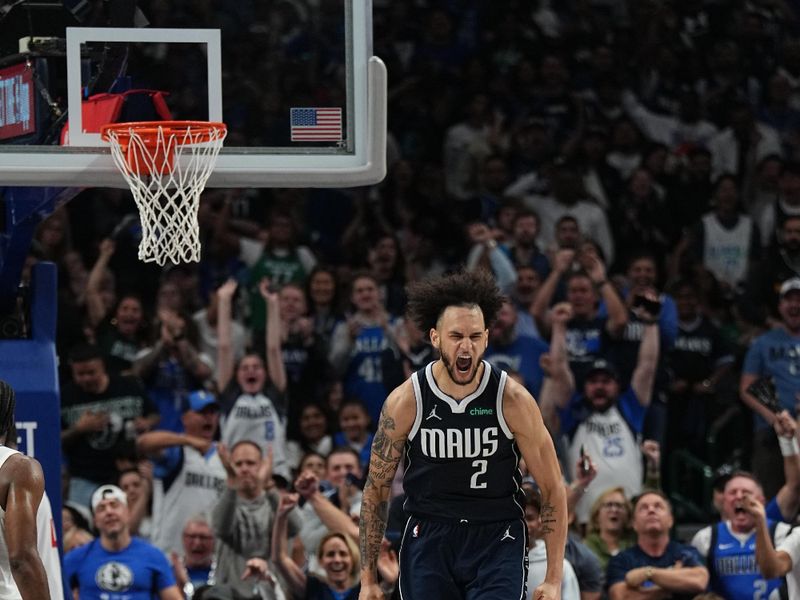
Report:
568,449,598,521
552,248,576,275
240,557,279,587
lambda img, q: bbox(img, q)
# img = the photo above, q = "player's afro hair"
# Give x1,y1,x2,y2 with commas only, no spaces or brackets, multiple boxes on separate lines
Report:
406,269,505,334
0,380,15,442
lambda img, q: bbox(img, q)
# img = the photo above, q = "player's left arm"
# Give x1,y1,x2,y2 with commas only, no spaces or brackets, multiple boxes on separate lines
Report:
3,454,50,600
504,377,567,595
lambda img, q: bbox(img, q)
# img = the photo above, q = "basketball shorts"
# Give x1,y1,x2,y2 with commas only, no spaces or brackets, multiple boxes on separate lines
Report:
398,517,529,600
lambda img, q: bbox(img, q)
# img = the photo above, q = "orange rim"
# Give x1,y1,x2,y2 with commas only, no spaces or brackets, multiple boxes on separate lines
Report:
100,120,227,146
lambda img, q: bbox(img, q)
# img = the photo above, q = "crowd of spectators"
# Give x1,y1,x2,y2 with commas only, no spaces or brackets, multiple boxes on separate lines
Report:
23,0,800,598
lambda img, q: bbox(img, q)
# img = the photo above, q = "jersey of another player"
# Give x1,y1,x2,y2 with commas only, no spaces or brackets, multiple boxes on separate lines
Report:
694,520,788,600
0,445,22,600
402,361,524,523
63,537,176,600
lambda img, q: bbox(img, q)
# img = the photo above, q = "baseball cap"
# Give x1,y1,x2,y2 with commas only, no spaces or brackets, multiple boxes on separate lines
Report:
183,390,219,413
91,484,127,512
585,358,619,381
780,277,800,297
712,463,736,492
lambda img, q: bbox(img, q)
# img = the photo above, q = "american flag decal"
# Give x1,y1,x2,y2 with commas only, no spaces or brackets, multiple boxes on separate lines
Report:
290,107,343,142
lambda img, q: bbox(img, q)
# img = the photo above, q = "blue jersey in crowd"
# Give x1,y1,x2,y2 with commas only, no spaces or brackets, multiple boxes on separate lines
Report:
707,520,785,600
343,323,396,424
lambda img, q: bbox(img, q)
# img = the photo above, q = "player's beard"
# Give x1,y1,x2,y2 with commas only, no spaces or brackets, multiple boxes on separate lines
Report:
440,350,483,386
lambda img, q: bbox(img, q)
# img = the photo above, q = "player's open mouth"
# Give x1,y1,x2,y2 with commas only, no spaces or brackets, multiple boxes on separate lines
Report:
456,356,472,373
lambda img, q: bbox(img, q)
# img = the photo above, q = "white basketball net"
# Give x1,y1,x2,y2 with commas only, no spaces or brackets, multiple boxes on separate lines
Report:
104,123,226,265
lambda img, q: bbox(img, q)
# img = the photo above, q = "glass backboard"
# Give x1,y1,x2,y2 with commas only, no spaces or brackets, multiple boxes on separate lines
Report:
0,0,385,187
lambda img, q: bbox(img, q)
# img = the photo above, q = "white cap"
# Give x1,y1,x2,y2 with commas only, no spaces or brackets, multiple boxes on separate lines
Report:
91,484,127,512
780,277,800,297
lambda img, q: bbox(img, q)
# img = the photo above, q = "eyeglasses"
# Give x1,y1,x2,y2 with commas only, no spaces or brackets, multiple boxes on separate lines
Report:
183,534,213,542
601,501,626,510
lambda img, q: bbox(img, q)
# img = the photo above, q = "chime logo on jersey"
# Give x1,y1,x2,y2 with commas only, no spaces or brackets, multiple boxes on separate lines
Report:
95,561,133,592
419,426,499,458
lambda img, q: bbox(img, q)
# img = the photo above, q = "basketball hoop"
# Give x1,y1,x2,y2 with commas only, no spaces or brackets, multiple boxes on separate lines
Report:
101,120,227,265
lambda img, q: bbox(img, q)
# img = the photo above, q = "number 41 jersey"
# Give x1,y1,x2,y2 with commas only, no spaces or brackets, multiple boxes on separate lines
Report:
402,361,525,523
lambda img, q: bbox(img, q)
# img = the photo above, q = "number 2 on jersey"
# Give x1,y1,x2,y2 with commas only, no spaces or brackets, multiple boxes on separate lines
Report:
471,459,488,489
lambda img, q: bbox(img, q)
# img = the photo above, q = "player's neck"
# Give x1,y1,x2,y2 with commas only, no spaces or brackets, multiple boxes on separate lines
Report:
432,361,484,400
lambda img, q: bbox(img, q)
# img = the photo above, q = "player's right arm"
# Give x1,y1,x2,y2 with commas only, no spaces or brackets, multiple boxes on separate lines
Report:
2,454,51,600
359,380,415,600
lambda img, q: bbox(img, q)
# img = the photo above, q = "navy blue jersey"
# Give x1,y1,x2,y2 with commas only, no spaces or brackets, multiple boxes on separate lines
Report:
402,361,525,523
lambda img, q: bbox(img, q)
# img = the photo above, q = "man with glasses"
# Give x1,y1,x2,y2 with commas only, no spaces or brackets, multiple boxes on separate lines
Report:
137,390,227,554
171,516,216,598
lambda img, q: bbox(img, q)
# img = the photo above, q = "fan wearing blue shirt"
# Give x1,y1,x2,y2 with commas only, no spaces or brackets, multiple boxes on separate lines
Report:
607,491,708,600
63,485,181,600
741,277,800,497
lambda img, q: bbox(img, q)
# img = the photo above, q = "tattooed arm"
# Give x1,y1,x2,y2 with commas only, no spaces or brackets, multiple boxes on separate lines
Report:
358,381,416,600
504,376,567,600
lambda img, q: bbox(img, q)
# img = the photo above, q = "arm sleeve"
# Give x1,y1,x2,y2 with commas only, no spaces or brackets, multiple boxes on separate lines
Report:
691,525,712,558
766,496,787,522
296,246,318,273
328,321,354,375
486,246,518,294
676,543,704,566
150,545,178,590
152,446,182,479
212,488,240,544
618,388,647,434
742,339,764,376
776,528,800,566
239,237,264,267
658,295,679,348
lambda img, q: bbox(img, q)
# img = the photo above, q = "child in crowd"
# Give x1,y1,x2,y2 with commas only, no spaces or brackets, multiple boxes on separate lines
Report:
333,399,374,471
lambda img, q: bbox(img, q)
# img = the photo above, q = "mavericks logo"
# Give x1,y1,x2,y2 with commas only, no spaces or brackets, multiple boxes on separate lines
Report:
96,561,133,592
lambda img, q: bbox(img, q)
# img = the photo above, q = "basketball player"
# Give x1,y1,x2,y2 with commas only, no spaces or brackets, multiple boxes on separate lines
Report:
0,380,51,599
359,271,567,600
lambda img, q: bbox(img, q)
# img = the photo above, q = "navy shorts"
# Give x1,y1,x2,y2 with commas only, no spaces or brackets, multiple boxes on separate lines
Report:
398,517,529,600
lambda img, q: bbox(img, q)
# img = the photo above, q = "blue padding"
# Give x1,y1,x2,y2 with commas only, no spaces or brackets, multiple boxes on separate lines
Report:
0,262,63,548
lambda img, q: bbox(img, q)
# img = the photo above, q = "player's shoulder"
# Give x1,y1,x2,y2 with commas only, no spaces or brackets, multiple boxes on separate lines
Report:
386,377,416,406
0,452,43,485
501,374,535,409
380,378,417,428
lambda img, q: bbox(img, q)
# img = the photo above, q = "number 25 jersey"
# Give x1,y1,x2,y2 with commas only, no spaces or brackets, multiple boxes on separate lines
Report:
402,361,525,523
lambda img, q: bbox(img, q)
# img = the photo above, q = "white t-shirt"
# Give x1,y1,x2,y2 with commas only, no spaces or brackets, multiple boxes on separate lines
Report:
568,405,643,525
36,493,64,600
221,391,290,480
775,526,800,598
526,540,580,600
